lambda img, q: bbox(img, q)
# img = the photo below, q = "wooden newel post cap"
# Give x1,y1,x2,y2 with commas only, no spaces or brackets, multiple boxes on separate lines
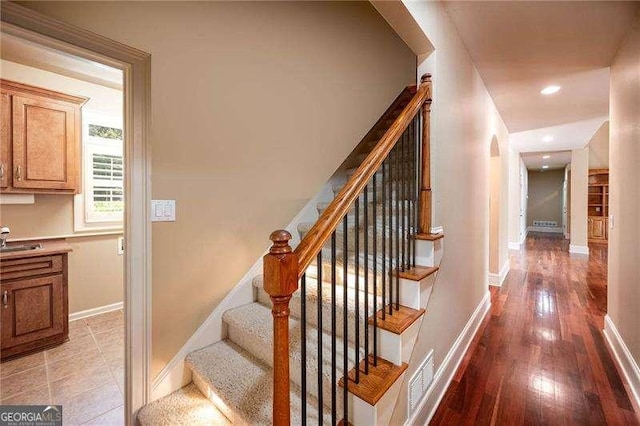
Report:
269,230,292,254
420,73,432,84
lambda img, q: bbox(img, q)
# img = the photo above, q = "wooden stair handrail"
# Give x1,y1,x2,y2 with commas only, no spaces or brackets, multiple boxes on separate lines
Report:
294,75,432,277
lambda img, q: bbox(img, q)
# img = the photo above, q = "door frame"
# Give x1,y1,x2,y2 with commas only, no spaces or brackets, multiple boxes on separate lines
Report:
1,3,152,424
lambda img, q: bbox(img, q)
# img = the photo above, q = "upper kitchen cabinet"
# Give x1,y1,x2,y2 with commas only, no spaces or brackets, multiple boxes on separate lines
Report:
1,79,87,194
1,92,10,189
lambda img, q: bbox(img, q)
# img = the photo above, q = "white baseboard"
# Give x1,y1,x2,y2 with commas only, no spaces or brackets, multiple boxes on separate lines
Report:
406,290,491,426
69,301,123,322
569,244,589,255
508,241,521,250
603,315,640,409
488,260,510,287
527,226,563,233
150,181,335,402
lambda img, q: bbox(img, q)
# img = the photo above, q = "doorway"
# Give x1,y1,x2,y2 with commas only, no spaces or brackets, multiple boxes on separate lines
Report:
1,3,151,424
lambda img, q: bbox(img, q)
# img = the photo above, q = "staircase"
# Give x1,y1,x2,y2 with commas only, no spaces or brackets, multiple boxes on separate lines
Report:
138,75,442,425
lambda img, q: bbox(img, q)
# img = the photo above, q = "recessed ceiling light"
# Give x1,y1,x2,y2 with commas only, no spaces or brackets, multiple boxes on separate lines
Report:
542,155,551,159
542,135,554,143
542,165,549,169
540,85,561,95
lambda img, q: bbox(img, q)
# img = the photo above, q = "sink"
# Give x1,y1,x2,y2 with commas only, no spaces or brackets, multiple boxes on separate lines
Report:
0,243,42,253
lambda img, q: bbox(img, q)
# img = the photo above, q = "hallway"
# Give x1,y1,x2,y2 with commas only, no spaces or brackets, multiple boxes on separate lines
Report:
431,234,639,425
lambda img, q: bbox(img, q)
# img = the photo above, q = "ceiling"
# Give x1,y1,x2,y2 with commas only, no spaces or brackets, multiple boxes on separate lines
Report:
510,116,608,153
444,1,639,134
1,32,122,89
521,150,572,171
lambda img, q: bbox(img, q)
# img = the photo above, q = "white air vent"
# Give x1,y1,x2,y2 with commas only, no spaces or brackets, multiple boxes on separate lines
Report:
408,350,434,414
533,220,557,227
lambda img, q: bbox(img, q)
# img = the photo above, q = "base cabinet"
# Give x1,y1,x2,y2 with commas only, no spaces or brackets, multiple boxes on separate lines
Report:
0,253,69,360
588,217,608,243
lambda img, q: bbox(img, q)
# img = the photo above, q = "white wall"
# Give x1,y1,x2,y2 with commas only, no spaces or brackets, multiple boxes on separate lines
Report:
392,1,510,423
570,148,589,251
21,0,417,379
608,10,640,376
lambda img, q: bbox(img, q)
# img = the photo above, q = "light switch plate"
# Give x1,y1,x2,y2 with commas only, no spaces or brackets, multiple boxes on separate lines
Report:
151,200,176,222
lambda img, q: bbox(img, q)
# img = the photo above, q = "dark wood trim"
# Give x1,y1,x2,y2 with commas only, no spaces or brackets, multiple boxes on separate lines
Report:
397,265,439,281
419,74,433,234
339,355,408,405
369,305,425,335
416,232,444,241
262,230,298,426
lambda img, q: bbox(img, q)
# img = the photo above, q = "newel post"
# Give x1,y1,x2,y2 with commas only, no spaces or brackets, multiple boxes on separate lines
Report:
419,73,433,235
263,230,298,426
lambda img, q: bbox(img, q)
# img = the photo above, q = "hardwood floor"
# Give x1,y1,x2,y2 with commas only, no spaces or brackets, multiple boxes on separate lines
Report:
431,233,639,425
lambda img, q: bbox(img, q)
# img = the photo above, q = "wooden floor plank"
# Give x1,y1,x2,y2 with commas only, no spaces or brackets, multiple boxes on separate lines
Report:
430,233,640,425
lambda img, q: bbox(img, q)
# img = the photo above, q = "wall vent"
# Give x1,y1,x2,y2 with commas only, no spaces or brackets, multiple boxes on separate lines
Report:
408,350,434,414
533,220,558,227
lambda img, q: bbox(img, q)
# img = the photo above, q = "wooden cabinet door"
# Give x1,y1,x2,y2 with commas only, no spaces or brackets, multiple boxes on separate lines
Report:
1,275,65,350
1,92,10,188
12,95,77,191
589,217,606,240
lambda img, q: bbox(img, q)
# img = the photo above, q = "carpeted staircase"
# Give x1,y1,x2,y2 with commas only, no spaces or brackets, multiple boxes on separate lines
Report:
138,85,441,425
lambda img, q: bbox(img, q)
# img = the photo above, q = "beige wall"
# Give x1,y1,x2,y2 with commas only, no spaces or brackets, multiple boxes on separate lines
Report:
508,148,522,244
570,148,589,248
0,61,124,314
609,12,640,369
20,1,416,378
527,170,564,228
588,120,610,169
394,1,510,423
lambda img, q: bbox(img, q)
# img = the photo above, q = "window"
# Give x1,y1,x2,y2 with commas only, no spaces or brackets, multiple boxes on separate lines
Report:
74,111,124,231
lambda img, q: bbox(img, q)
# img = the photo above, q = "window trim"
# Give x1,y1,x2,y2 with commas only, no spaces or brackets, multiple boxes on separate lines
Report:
74,110,124,232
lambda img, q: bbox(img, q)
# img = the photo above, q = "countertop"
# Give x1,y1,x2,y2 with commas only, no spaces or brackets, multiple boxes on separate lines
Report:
0,238,72,260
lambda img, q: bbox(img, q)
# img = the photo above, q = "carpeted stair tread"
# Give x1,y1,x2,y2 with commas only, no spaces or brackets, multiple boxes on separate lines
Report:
223,302,363,413
137,383,231,426
253,275,382,345
187,340,328,425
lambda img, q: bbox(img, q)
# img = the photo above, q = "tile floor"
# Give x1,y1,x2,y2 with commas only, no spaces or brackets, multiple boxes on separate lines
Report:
1,309,124,425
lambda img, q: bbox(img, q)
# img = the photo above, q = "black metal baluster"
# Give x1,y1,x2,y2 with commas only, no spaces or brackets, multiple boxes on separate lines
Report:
411,113,420,268
390,143,400,309
331,232,337,426
342,215,349,425
407,121,413,269
364,183,369,375
382,158,387,321
354,196,360,384
402,128,407,272
316,251,323,417
372,172,378,366
388,146,394,316
301,273,307,423
415,114,422,266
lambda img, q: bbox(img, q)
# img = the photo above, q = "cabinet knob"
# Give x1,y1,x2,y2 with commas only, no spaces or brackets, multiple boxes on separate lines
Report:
2,291,8,309
15,165,22,181
0,163,4,179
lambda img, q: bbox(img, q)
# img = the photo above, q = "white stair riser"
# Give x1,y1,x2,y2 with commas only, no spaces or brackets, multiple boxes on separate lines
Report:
415,238,444,268
399,274,436,310
348,372,406,426
374,317,422,365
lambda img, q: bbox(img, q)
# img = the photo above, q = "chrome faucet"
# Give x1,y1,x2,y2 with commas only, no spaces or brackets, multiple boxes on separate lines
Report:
0,227,10,248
